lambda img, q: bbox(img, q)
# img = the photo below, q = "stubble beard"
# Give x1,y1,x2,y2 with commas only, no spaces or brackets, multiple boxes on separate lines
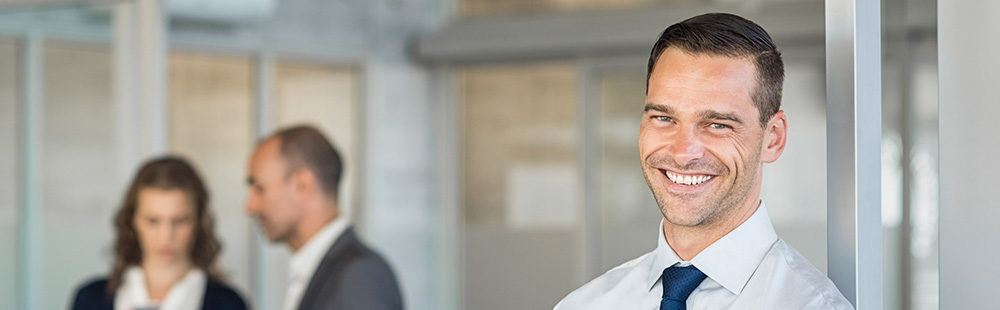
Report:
642,151,761,228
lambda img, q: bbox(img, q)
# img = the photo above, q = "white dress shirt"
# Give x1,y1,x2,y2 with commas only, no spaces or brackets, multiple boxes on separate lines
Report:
555,202,853,310
283,215,351,310
115,266,206,310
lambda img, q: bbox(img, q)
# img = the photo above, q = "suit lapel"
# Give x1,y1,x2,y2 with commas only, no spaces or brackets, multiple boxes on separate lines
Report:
296,227,360,310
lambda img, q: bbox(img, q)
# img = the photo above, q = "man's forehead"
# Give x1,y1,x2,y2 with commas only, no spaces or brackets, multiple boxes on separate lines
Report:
648,50,756,109
249,139,285,177
251,138,281,162
645,101,746,118
655,47,755,67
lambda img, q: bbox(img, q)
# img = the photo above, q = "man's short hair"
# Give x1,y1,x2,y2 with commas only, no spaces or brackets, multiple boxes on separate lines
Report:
270,125,344,198
646,12,784,126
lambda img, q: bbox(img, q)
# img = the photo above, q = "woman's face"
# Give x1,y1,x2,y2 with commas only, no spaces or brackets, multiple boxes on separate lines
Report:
133,188,197,265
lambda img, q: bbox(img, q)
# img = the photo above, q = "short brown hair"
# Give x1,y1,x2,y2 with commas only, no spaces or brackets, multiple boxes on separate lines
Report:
270,125,344,198
108,156,223,294
647,13,784,126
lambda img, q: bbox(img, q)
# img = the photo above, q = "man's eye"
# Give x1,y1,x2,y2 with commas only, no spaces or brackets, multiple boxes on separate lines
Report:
709,123,731,129
654,116,673,122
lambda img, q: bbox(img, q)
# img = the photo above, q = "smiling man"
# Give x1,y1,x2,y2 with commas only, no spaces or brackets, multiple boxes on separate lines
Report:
555,13,852,310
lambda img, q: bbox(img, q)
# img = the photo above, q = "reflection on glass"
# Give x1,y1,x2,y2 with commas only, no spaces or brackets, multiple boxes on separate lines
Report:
0,39,18,310
42,43,116,310
254,62,362,310
168,52,254,297
274,62,359,217
881,3,939,306
759,62,828,272
596,69,661,272
460,0,676,18
461,62,581,310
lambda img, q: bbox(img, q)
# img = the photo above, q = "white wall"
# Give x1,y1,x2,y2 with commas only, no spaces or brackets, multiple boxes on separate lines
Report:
939,1,1000,308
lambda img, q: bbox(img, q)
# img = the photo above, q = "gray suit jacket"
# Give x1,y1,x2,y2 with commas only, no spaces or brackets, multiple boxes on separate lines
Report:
296,227,403,310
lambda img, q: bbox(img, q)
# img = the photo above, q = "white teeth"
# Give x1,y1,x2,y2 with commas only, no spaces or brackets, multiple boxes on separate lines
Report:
665,171,713,185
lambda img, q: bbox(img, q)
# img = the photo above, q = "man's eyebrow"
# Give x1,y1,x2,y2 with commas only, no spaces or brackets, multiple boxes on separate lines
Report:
246,176,256,186
643,103,674,114
698,110,745,125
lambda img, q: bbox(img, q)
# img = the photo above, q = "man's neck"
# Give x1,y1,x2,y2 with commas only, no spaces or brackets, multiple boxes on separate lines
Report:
663,199,761,261
288,206,339,252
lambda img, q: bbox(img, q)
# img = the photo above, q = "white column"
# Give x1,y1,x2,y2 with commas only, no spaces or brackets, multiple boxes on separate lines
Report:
939,0,1000,308
16,31,43,310
113,0,167,167
251,52,285,310
825,0,883,308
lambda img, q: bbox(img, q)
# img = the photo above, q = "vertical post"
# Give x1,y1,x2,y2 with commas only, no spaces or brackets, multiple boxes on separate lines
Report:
433,65,461,310
577,60,601,282
138,0,167,153
113,0,140,183
16,32,43,310
252,52,275,310
115,0,167,159
825,0,883,308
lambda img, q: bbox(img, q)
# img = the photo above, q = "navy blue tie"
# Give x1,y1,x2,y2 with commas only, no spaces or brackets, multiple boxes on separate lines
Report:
660,265,707,310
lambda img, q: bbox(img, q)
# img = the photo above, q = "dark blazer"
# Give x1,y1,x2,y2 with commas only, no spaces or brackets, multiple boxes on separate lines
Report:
70,276,247,310
296,227,404,310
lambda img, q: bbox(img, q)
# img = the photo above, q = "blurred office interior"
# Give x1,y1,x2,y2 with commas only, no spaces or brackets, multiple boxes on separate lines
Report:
2,0,994,309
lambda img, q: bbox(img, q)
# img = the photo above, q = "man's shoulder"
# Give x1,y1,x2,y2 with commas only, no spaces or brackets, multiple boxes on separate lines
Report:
328,234,397,278
554,251,656,309
754,239,854,310
304,233,403,310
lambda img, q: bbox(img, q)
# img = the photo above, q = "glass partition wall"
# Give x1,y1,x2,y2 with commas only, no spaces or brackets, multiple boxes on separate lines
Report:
0,7,362,307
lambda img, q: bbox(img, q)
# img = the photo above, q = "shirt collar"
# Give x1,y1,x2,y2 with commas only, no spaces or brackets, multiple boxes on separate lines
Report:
116,266,206,309
645,201,778,295
288,215,351,282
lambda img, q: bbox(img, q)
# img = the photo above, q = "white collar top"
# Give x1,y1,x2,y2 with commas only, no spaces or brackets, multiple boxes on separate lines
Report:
282,215,351,310
555,202,854,310
114,266,206,310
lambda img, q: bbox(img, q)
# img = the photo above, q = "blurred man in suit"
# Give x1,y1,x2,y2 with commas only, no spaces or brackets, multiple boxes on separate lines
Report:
246,125,402,310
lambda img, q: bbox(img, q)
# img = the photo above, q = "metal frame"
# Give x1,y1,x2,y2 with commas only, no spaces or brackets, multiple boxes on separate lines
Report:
251,51,276,310
577,56,599,284
825,0,883,308
432,64,462,310
15,31,42,310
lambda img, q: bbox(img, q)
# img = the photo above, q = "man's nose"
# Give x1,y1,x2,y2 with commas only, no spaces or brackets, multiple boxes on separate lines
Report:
245,194,258,215
667,126,705,166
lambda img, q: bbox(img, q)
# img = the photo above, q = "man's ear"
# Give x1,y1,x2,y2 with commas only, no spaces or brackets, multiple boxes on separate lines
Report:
761,110,787,163
292,168,316,196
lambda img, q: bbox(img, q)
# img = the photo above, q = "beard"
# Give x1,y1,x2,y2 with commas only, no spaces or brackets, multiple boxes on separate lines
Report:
641,149,761,228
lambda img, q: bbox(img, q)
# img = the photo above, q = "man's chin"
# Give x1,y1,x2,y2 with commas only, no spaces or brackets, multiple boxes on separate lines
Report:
658,199,715,227
663,212,710,227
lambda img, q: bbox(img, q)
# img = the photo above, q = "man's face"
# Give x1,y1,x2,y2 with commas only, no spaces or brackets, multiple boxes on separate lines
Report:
245,139,302,243
639,47,784,228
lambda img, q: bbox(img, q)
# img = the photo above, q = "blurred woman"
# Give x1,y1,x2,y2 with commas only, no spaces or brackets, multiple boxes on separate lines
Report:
72,156,246,310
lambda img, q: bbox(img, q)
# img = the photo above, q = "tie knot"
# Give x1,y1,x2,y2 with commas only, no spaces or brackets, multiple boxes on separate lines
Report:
661,265,707,302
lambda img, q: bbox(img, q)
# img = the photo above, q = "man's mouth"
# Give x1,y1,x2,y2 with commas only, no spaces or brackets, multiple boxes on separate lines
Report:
660,169,715,185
